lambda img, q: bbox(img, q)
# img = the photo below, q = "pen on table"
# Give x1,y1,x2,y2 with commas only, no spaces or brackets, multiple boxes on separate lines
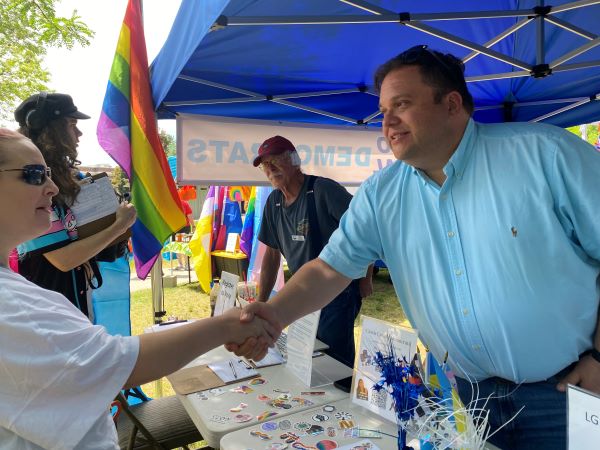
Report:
239,359,253,370
158,319,188,326
229,360,238,378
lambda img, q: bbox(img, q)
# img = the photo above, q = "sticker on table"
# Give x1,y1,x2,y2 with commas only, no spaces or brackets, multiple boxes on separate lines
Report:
312,413,329,422
337,420,355,429
274,388,289,393
357,429,382,438
269,399,292,409
291,397,314,407
234,413,253,423
258,394,272,402
232,385,254,394
262,421,279,431
290,442,317,450
230,402,248,412
322,405,336,413
301,391,325,396
307,424,324,436
343,440,380,450
316,440,338,450
196,392,208,400
249,377,267,385
280,431,300,443
250,430,272,440
209,387,225,396
294,421,311,431
326,426,336,437
278,419,292,430
265,444,289,450
209,414,230,424
277,393,292,400
257,411,279,421
334,411,353,420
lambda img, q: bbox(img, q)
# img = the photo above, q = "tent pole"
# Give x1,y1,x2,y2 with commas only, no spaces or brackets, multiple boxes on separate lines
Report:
150,258,166,324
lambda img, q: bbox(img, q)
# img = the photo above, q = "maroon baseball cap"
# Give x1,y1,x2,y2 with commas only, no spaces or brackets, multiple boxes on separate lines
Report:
253,135,297,167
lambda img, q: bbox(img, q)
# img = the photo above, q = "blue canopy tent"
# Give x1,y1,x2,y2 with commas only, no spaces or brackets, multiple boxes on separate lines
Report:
150,0,600,129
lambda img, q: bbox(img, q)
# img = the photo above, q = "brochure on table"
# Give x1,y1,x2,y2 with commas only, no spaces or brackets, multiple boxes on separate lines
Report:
568,384,600,448
285,310,332,387
351,315,418,423
213,271,239,316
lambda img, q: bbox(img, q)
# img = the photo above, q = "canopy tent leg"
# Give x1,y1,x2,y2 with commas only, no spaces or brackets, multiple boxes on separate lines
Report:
151,259,166,324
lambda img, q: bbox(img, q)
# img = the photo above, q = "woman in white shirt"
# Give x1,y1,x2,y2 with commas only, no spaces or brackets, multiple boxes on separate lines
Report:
0,129,276,449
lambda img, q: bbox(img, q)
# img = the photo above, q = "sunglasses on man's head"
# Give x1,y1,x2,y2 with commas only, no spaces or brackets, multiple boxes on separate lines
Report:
399,45,462,80
0,164,52,185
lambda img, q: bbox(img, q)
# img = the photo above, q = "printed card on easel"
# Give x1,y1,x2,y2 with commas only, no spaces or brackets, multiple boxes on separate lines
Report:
351,316,418,422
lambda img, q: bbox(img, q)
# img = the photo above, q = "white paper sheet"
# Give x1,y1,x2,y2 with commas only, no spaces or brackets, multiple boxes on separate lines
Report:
249,347,286,368
70,175,119,226
208,358,258,384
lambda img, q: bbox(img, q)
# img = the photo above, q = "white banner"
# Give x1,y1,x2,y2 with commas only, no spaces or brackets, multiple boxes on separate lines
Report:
176,114,396,186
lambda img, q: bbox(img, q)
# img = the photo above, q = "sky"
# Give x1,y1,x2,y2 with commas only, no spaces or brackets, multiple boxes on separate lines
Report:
42,0,182,166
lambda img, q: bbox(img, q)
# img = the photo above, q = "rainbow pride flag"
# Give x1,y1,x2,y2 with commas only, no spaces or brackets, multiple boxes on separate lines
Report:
97,0,185,279
240,187,256,258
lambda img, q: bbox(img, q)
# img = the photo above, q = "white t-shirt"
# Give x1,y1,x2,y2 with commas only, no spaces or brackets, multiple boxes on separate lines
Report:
0,267,139,449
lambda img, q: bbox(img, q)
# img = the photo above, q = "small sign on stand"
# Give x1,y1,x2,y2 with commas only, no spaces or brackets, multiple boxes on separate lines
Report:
225,233,239,253
213,271,239,316
568,384,600,449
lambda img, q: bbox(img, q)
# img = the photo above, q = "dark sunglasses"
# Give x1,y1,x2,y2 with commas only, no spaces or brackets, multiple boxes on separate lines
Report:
399,45,462,81
0,164,52,185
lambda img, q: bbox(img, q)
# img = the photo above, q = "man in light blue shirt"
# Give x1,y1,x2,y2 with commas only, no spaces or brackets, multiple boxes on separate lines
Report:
231,46,600,449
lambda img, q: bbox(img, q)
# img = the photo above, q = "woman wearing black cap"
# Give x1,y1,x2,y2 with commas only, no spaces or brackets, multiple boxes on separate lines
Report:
14,92,136,319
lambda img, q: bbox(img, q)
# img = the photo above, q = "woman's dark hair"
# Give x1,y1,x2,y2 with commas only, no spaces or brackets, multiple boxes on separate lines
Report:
18,117,80,206
374,45,474,114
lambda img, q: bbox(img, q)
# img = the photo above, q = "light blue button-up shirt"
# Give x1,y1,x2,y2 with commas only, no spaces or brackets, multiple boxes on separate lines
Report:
320,119,600,382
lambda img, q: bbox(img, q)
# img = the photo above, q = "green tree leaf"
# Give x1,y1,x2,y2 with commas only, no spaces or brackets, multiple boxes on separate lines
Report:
0,0,94,121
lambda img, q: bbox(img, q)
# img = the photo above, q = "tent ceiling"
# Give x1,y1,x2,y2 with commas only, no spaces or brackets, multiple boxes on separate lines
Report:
151,0,600,128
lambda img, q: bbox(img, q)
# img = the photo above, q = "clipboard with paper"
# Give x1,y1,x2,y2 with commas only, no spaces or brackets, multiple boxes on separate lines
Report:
70,172,131,244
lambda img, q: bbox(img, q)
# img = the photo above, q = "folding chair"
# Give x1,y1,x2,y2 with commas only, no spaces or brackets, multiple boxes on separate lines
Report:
114,393,205,450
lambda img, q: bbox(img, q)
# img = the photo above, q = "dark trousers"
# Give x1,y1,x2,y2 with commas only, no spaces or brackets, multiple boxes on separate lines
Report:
455,364,575,450
316,280,362,367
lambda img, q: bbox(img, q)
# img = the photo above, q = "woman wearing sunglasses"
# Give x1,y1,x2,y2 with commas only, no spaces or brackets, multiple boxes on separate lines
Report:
13,92,135,319
0,128,274,448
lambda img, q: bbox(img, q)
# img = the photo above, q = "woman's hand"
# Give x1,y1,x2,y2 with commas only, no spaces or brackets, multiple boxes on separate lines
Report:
114,202,137,233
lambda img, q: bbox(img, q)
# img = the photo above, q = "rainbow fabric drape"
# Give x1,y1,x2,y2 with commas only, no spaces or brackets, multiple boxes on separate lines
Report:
97,0,185,279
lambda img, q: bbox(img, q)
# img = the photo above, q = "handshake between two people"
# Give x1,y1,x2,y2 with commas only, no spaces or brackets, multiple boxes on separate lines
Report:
223,302,283,362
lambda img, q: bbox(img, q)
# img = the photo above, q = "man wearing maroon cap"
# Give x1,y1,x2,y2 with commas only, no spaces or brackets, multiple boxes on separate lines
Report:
254,135,373,367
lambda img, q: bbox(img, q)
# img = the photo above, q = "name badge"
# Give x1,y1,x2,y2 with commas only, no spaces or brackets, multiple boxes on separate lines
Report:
291,235,305,242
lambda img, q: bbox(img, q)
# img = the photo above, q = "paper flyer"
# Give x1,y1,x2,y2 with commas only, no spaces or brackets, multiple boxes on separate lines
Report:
285,310,332,387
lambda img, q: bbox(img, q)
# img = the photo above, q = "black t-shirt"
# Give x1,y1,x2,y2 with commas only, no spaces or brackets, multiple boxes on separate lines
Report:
258,175,352,274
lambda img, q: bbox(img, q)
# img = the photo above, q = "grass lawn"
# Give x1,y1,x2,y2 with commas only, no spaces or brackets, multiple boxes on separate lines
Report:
130,268,407,399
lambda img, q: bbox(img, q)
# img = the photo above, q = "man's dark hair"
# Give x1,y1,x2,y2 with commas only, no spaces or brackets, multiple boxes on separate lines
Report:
374,45,474,114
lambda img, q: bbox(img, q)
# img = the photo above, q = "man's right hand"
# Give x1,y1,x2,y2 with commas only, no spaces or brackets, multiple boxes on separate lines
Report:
225,302,283,360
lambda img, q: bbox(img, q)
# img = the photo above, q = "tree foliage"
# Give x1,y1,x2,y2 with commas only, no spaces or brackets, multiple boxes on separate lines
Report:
159,129,176,157
0,0,94,121
110,165,129,197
